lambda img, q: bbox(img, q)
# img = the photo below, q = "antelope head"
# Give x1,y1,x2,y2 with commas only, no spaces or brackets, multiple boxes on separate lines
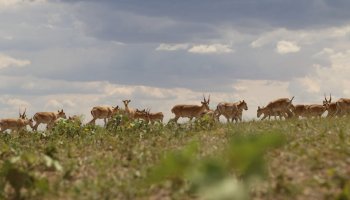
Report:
19,108,27,119
27,118,34,127
57,109,67,119
257,106,263,118
323,94,332,107
240,100,248,111
201,95,210,110
123,100,131,107
112,106,119,114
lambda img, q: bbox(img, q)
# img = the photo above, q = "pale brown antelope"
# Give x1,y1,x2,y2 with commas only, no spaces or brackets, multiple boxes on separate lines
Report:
134,109,149,122
146,109,164,124
33,109,67,131
292,104,309,118
0,118,34,133
260,97,295,120
257,106,282,120
68,115,82,125
322,94,338,118
301,95,330,118
171,95,210,123
0,109,33,133
335,98,350,116
88,106,119,126
123,100,136,119
199,109,217,121
305,104,328,118
232,109,243,123
216,100,248,122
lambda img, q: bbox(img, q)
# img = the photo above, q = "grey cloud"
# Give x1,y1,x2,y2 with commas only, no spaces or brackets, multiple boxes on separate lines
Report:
58,0,350,44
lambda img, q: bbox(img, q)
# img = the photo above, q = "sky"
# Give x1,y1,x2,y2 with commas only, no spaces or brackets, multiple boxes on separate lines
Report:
1,0,350,123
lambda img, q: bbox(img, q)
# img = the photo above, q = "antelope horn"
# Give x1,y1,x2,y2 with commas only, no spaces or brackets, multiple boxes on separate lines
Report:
208,95,211,103
203,94,206,102
290,96,294,102
329,93,332,102
324,93,327,101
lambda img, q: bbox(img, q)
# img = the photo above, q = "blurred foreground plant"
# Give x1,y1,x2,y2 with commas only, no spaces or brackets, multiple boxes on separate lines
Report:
144,132,285,200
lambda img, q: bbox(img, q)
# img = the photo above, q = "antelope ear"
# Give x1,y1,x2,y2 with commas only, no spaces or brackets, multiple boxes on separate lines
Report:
258,106,260,109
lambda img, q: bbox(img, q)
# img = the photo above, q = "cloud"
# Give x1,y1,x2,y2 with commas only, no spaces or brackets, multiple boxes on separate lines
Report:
156,43,189,51
188,44,233,54
0,54,31,69
276,40,301,54
0,0,21,7
0,0,46,8
289,49,350,103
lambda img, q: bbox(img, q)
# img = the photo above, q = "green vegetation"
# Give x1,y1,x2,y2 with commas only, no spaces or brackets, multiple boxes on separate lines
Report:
1,116,350,200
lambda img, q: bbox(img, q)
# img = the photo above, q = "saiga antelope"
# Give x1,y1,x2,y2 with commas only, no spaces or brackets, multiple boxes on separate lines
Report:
292,105,309,118
257,106,282,120
0,109,34,133
145,109,164,124
258,97,295,120
134,109,150,122
88,106,119,126
123,100,136,119
171,95,210,123
33,109,67,131
216,100,248,122
323,94,337,118
335,97,350,116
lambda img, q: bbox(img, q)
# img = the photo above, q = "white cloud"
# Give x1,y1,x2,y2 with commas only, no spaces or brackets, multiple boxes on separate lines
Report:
251,25,350,49
156,43,189,51
0,0,21,7
296,77,320,93
231,79,291,117
290,49,350,101
276,40,300,54
188,44,234,54
0,0,46,8
0,54,31,69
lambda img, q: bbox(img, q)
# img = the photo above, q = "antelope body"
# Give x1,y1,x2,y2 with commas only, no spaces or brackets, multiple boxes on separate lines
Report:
216,100,248,122
0,109,33,133
89,106,119,126
0,118,34,133
305,104,327,118
293,105,309,118
258,97,295,120
146,110,164,123
257,106,282,120
336,98,350,116
171,96,210,123
123,100,136,119
33,109,67,130
134,109,149,122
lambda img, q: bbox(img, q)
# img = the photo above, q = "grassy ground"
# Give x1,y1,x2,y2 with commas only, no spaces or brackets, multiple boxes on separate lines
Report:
1,116,350,200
